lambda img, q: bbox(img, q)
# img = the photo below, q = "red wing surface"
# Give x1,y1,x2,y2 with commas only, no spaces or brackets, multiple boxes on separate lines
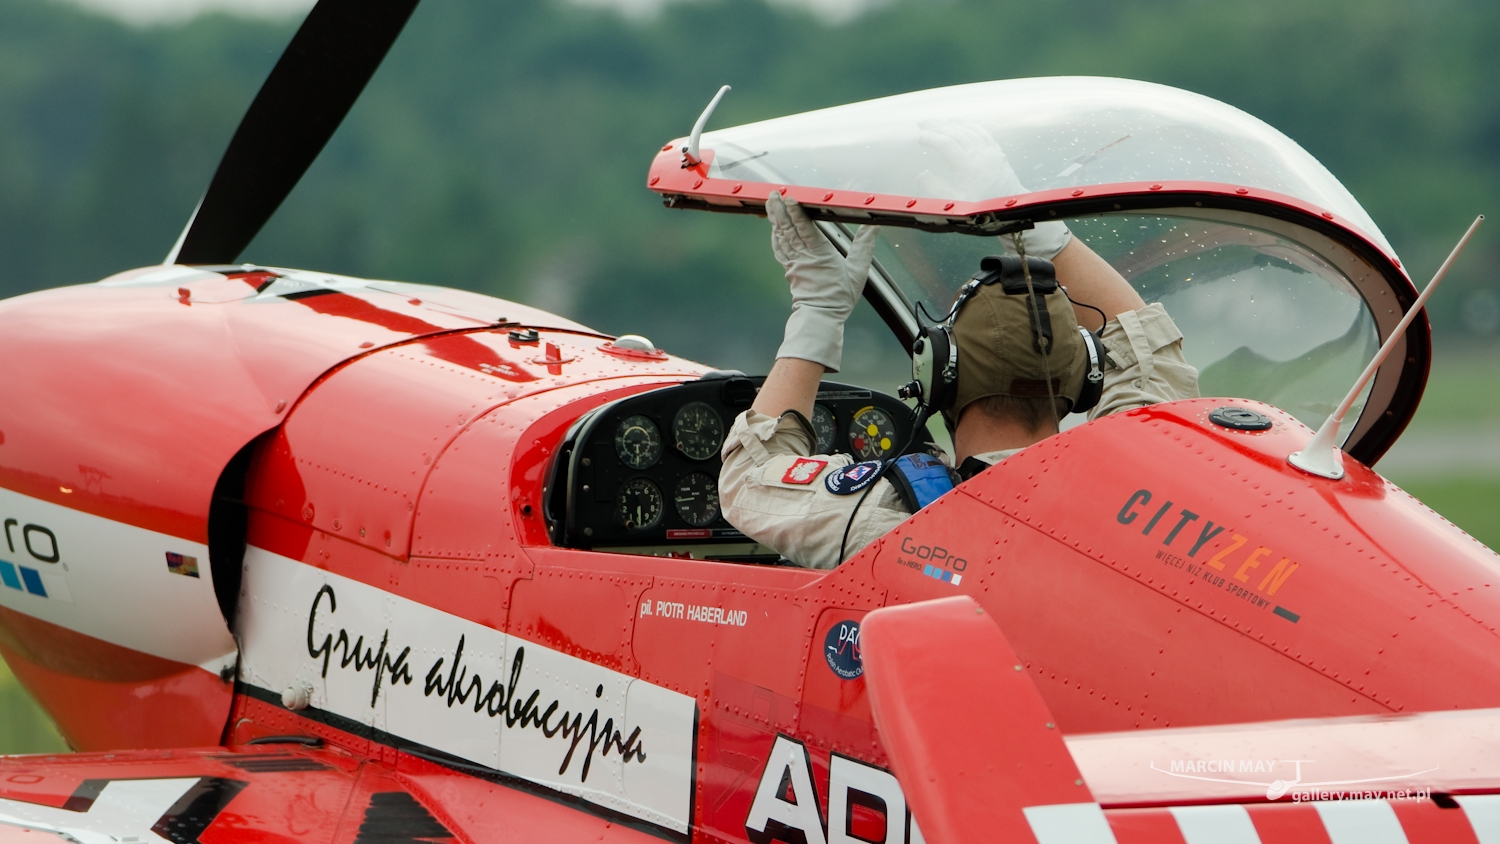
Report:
0,745,666,843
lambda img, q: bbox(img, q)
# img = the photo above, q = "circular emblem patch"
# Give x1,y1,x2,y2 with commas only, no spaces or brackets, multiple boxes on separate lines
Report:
823,620,863,680
824,461,883,496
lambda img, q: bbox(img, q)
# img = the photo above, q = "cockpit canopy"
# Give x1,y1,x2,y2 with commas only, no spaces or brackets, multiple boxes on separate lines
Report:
697,77,1390,255
648,77,1424,466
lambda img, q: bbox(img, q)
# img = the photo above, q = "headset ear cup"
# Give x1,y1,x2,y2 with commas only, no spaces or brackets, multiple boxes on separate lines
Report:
911,329,935,406
927,326,958,412
1072,329,1105,414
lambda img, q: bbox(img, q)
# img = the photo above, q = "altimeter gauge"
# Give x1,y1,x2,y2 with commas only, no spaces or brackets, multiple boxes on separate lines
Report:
615,414,662,469
673,402,724,461
617,478,664,531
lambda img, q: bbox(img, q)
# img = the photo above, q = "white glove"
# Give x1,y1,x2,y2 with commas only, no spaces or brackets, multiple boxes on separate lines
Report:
768,191,881,372
916,118,1073,260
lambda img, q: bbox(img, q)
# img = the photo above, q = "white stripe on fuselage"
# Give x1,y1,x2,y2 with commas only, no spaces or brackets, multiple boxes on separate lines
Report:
236,547,698,835
0,487,236,675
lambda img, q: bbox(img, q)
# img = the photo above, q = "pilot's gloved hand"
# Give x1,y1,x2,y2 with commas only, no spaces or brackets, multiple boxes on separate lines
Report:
916,118,1073,260
768,191,880,372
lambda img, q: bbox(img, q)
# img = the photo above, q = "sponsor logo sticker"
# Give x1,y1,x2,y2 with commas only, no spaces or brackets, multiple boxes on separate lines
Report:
923,564,961,585
166,552,200,578
824,461,883,496
781,457,828,485
1118,488,1301,622
0,519,71,602
824,620,862,680
895,537,967,587
0,560,47,597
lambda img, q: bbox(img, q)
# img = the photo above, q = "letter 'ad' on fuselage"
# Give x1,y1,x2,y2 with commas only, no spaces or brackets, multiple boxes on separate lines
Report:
235,548,698,836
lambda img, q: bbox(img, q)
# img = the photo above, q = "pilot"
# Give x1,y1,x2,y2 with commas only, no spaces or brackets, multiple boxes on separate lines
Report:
719,183,1199,570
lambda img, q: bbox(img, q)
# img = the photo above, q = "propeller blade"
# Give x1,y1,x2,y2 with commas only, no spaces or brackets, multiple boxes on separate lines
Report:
168,0,422,266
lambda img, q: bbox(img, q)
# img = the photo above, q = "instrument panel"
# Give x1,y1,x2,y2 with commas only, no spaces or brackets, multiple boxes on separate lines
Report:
545,374,926,556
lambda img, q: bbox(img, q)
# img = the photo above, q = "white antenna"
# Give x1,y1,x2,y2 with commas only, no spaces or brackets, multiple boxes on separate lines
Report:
681,84,730,168
1289,214,1484,479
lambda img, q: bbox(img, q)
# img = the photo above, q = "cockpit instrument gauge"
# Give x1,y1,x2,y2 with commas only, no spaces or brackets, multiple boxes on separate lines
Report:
617,478,664,531
674,472,720,527
849,406,898,460
615,414,662,469
673,402,724,461
812,403,838,454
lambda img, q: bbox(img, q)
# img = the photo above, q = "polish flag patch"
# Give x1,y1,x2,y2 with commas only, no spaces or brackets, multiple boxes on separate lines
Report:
781,457,829,485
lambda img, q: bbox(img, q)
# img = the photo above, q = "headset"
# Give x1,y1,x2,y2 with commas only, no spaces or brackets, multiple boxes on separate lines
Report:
838,255,1108,563
898,254,1105,420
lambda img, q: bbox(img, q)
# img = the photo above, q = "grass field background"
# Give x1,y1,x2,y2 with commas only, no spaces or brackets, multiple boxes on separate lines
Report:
1380,347,1500,550
0,659,66,754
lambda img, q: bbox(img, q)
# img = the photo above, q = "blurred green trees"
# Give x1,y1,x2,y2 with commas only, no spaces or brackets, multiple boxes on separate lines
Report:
1,0,1497,370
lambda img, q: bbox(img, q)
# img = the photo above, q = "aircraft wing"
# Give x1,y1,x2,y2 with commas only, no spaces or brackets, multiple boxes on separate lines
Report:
862,596,1500,844
0,742,667,843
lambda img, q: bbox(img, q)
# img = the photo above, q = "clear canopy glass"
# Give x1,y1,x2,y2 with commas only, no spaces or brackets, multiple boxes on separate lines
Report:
705,77,1392,255
689,77,1404,441
865,215,1379,436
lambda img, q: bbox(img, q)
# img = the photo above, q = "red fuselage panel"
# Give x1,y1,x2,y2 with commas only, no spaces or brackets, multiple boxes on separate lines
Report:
0,269,665,752
0,271,580,543
865,398,1500,731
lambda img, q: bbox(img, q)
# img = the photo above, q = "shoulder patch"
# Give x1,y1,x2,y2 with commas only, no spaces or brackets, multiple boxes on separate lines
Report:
781,457,829,485
825,461,884,495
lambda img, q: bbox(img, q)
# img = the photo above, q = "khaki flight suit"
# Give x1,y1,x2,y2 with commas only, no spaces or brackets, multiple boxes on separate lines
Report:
718,303,1200,570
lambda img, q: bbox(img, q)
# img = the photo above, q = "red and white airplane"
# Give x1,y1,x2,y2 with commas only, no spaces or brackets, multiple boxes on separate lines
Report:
0,0,1494,841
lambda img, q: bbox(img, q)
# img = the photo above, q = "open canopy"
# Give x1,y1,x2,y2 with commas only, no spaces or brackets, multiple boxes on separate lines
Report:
693,77,1391,255
648,78,1425,467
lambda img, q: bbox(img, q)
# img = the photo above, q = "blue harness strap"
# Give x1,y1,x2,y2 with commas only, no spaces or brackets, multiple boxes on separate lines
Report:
887,452,958,513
